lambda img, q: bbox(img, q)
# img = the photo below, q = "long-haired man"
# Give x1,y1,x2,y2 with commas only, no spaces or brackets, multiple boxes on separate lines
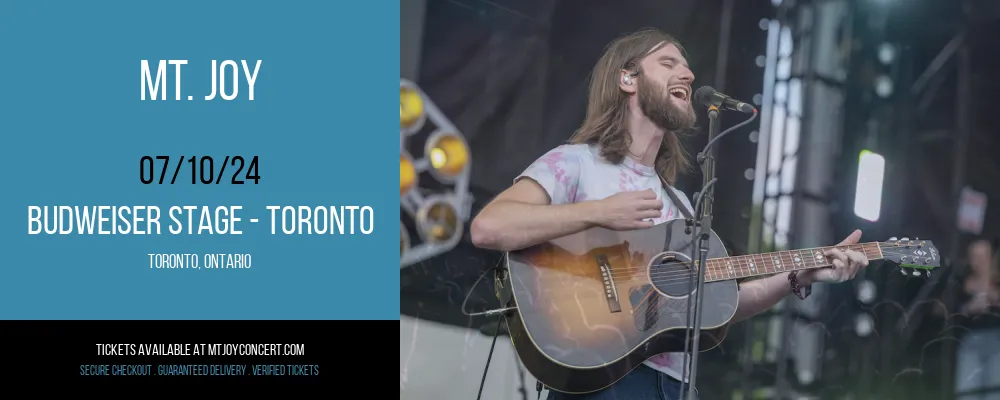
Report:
471,28,869,399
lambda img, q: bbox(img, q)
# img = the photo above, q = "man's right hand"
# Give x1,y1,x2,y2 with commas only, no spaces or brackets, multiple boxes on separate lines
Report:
593,189,663,231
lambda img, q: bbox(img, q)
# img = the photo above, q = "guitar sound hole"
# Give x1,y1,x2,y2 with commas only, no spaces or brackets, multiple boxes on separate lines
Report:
647,253,697,299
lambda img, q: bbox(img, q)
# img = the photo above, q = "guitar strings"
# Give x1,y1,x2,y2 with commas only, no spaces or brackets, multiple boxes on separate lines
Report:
630,249,886,327
574,246,919,300
597,243,882,284
587,248,885,324
642,246,881,280
620,245,881,275
531,243,923,301
633,256,879,287
526,248,923,333
531,245,922,330
615,248,882,286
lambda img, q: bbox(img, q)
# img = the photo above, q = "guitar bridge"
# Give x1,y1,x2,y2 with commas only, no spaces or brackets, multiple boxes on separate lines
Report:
595,255,622,313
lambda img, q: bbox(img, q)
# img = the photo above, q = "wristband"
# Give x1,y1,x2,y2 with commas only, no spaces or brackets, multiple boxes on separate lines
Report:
789,271,812,300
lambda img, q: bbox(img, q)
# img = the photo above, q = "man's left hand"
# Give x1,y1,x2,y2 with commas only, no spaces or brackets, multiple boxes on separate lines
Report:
797,229,869,285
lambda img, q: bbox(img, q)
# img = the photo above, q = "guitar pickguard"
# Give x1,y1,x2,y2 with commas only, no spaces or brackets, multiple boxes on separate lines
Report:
629,283,707,332
628,285,658,331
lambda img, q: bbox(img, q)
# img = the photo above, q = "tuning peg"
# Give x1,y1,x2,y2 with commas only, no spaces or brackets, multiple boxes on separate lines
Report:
912,270,922,277
927,271,932,278
889,237,898,241
900,267,908,276
901,237,910,242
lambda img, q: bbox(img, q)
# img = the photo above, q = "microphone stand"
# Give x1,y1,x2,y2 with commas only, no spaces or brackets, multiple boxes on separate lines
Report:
679,105,720,400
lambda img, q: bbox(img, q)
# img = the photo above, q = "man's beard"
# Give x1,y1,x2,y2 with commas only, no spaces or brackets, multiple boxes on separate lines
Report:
637,79,696,132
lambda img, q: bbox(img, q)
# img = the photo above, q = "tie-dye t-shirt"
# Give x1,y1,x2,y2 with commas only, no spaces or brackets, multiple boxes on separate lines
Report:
514,143,695,383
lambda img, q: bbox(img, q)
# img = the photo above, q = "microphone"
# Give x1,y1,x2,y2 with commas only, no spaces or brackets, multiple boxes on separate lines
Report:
693,86,756,113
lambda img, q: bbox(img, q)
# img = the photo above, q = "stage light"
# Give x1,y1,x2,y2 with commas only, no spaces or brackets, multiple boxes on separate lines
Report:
400,85,424,130
854,150,885,222
426,131,469,181
797,370,815,385
875,75,893,98
400,153,417,196
416,197,460,244
878,43,896,64
400,78,473,269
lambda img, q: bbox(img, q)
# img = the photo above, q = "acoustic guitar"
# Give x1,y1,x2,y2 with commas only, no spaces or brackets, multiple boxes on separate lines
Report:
497,218,940,394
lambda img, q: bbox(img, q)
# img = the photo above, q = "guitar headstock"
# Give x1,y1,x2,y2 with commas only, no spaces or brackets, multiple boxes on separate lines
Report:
877,237,940,276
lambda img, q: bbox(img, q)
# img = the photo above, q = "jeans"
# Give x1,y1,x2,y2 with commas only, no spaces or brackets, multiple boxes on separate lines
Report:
546,365,699,400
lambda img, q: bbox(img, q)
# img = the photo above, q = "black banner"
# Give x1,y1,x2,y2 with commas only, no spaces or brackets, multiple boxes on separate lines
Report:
1,320,391,385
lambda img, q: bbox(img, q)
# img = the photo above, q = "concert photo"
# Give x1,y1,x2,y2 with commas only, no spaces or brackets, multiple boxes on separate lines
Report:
400,0,1000,399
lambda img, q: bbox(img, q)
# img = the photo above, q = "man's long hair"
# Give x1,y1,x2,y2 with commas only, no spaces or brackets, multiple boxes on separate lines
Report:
568,28,691,185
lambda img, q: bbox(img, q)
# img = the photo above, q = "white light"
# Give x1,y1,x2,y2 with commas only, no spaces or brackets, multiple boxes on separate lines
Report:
797,370,814,384
875,75,893,98
854,150,885,222
878,43,896,64
778,26,793,58
857,280,876,304
855,313,874,337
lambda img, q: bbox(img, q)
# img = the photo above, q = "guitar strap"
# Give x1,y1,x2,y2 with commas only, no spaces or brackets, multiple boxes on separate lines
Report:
659,175,695,221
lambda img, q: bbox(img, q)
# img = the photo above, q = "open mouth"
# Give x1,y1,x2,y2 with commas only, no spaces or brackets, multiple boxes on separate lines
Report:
668,87,689,101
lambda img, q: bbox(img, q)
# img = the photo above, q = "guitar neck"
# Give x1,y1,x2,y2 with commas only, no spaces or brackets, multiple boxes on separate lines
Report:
701,242,884,282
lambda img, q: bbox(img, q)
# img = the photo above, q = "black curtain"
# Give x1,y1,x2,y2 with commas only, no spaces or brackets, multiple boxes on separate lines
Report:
418,0,715,196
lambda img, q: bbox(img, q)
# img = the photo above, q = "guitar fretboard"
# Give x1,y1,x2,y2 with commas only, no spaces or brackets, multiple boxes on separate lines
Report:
700,242,884,282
